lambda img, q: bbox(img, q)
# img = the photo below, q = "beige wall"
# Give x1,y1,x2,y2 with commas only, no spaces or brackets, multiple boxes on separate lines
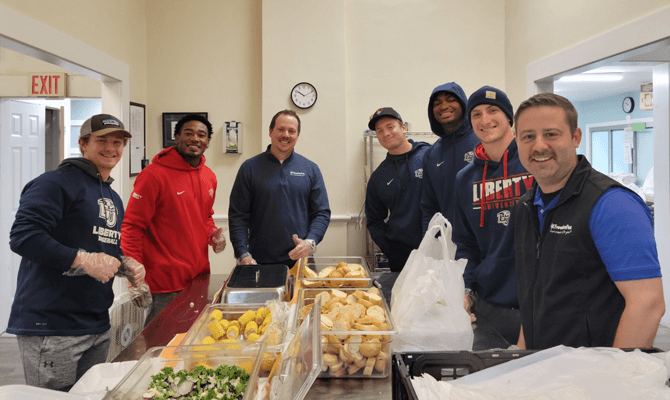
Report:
0,0,147,104
505,0,670,108
3,0,670,271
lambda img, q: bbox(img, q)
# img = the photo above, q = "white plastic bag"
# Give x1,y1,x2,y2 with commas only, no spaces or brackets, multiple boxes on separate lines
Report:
391,213,473,351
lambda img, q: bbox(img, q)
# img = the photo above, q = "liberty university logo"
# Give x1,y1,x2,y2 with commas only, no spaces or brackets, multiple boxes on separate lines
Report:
98,198,118,228
497,210,511,226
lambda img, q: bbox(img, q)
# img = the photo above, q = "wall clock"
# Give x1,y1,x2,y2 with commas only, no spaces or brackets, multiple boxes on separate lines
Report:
622,96,635,113
291,82,317,109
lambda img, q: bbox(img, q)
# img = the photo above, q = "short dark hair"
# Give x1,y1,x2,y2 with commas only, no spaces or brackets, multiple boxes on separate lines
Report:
269,109,301,134
514,93,578,135
174,114,213,139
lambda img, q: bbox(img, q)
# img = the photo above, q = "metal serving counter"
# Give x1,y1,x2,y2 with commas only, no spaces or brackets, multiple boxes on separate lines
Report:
113,273,509,399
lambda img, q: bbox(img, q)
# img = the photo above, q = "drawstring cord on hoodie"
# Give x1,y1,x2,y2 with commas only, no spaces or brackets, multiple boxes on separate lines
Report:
479,150,508,227
393,153,410,190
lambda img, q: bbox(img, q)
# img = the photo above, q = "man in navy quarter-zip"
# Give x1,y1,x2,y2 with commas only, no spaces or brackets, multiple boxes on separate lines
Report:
8,114,145,391
514,93,664,350
365,107,429,276
229,110,331,267
453,86,532,345
421,82,479,233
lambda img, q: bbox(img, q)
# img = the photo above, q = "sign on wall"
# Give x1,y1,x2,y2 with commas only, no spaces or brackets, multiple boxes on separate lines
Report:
28,73,66,97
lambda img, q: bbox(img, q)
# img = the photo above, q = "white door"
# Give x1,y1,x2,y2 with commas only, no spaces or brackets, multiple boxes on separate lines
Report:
0,99,45,333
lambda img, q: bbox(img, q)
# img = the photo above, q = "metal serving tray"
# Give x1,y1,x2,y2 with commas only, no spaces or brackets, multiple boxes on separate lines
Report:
221,263,293,304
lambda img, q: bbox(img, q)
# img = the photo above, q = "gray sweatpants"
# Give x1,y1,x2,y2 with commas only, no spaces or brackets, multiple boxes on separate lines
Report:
16,331,111,392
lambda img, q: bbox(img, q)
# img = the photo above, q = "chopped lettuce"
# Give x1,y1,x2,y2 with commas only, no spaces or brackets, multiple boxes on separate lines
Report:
144,364,250,400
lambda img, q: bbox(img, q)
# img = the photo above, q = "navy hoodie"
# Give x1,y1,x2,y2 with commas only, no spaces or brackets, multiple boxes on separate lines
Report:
228,146,331,266
8,158,123,335
453,140,533,308
421,82,479,232
365,139,430,271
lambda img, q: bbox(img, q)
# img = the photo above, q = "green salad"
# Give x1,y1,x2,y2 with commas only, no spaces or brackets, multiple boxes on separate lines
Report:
142,364,250,400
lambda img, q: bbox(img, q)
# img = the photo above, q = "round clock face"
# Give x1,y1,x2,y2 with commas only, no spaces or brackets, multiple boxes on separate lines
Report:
291,82,317,109
622,96,634,113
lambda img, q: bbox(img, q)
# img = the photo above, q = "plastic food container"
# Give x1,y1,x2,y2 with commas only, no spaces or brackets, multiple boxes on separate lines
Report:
298,256,372,289
104,342,265,400
293,287,397,378
181,303,287,350
265,296,322,400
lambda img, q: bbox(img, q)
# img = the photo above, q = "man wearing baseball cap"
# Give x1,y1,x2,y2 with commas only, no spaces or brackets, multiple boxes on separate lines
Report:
365,107,430,284
451,87,532,345
7,113,145,391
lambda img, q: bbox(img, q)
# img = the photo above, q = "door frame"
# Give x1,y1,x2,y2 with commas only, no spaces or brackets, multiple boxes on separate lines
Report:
0,3,131,200
525,7,670,327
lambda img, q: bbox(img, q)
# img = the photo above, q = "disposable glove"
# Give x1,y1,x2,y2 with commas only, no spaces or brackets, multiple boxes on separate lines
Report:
288,234,314,260
208,227,227,254
67,249,120,283
118,256,146,288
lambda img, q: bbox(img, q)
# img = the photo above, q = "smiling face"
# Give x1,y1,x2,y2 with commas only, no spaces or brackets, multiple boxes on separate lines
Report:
269,114,300,160
515,106,582,193
374,117,410,155
175,120,210,166
470,104,512,146
80,132,127,180
432,92,463,126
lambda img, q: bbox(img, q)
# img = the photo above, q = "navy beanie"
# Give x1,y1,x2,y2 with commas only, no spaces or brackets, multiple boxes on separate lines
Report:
466,86,514,127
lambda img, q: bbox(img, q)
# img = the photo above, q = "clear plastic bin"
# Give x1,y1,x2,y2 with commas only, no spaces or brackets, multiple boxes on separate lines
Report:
298,256,372,289
104,342,265,400
179,303,288,378
294,287,397,378
266,297,322,400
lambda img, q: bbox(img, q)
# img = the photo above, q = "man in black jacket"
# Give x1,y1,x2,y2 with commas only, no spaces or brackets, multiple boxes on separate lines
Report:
513,93,664,350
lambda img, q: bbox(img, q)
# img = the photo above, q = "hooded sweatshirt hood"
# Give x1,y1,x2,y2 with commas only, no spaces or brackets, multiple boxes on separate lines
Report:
428,82,470,139
153,146,208,171
57,157,113,184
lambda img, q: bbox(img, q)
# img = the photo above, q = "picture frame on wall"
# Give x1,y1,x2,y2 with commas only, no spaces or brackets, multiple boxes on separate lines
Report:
162,112,208,148
129,102,146,176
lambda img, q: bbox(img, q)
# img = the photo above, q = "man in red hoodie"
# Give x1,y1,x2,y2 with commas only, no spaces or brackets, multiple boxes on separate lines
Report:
121,114,226,326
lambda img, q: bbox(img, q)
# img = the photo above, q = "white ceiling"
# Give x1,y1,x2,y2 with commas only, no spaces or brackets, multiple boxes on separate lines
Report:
554,65,653,103
552,41,670,103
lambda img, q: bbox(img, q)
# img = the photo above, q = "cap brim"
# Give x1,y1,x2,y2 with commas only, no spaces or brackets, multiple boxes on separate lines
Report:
90,128,132,138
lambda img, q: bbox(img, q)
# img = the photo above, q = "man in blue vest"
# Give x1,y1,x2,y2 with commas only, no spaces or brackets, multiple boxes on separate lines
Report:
513,93,664,349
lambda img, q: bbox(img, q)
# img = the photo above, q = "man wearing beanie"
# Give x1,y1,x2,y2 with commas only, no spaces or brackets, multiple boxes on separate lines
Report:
365,108,430,297
421,82,479,233
452,86,533,345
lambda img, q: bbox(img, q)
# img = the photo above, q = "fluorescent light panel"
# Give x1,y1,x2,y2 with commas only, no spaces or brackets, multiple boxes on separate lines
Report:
558,73,623,82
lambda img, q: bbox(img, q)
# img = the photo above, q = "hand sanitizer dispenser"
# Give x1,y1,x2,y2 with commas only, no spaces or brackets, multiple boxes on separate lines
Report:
225,121,242,154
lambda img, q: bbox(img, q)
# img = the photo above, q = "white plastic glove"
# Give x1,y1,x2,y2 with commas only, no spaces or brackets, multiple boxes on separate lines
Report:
127,281,152,309
69,249,120,283
119,256,146,288
208,227,227,254
288,234,313,260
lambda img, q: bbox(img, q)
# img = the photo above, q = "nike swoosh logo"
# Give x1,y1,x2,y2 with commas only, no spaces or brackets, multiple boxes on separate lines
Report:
177,191,185,195
437,161,445,166
387,179,394,185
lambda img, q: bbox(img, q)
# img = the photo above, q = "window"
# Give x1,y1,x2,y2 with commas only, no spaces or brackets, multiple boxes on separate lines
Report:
586,119,653,187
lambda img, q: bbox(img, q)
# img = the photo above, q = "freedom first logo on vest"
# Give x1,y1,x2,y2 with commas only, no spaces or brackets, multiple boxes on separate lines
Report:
549,223,573,235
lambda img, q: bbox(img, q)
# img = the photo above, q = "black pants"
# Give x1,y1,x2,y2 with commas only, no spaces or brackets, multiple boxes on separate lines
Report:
474,296,521,346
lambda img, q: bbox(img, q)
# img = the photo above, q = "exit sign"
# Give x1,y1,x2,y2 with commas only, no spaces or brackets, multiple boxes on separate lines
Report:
28,73,66,97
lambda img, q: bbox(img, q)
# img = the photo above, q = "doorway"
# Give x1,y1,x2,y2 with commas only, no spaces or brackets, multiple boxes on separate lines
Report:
0,4,131,332
526,11,670,326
